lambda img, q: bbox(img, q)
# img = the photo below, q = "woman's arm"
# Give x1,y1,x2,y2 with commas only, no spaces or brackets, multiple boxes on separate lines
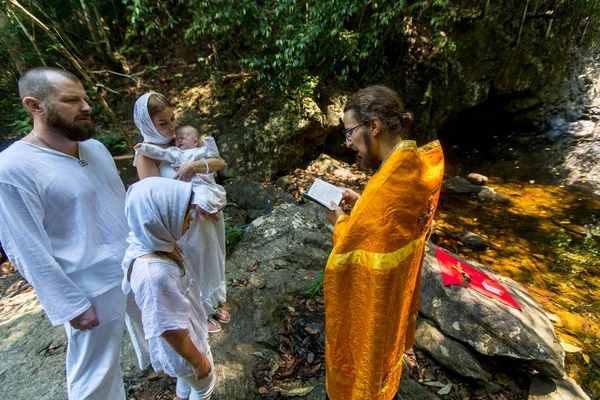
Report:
173,157,227,182
161,329,212,379
136,153,161,180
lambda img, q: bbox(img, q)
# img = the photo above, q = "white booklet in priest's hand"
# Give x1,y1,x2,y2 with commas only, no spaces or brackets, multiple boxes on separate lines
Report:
303,178,344,211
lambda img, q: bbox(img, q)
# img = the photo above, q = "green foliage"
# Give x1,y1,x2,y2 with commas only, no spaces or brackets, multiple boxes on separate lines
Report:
296,75,320,99
95,130,129,155
224,217,245,246
0,0,130,137
306,269,324,296
0,67,31,141
120,0,600,96
123,0,457,92
8,108,32,137
122,0,182,38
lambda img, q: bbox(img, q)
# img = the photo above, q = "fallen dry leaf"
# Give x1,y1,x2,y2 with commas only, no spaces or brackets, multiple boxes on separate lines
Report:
423,381,446,388
282,386,314,397
258,387,269,394
304,326,318,335
583,353,590,364
307,363,321,374
269,363,280,378
250,260,259,272
438,383,452,395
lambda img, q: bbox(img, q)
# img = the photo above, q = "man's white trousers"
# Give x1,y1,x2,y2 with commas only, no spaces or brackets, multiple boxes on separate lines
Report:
62,286,150,399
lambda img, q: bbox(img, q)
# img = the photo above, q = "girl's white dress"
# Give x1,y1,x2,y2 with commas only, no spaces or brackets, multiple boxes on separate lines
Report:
129,257,210,377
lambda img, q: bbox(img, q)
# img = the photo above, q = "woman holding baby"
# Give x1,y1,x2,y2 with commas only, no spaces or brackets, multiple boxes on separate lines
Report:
132,92,230,334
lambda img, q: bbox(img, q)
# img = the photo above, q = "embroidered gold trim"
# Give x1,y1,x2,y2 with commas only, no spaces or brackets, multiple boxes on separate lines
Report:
417,139,441,153
328,234,426,270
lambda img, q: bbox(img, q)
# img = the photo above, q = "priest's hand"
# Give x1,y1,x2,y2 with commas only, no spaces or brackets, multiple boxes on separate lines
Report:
321,202,345,225
69,305,99,331
341,188,360,207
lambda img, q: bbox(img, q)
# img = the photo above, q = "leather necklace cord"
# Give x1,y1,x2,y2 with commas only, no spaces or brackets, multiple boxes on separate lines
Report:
30,130,88,167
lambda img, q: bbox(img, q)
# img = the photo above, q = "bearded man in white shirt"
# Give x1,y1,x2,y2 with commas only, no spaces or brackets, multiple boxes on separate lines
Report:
0,67,148,399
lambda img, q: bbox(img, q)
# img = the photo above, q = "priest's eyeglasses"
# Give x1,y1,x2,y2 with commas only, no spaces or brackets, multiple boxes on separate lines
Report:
343,123,364,141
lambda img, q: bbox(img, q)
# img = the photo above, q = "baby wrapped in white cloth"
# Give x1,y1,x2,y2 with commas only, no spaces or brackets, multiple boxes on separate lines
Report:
134,125,226,217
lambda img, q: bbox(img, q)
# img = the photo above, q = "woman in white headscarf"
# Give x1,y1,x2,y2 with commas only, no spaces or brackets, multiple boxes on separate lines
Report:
123,177,216,400
133,92,230,333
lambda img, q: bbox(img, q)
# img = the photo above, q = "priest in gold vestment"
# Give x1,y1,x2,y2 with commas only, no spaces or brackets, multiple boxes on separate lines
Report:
321,86,444,400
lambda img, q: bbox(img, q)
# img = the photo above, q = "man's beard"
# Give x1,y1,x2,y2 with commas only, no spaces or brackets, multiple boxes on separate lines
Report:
45,106,95,142
358,131,381,170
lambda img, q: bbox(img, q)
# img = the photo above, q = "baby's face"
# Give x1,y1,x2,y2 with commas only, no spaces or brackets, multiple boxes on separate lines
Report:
175,132,199,150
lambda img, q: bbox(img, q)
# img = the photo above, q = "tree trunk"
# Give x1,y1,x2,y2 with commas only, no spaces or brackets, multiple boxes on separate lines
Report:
0,9,27,73
9,9,47,66
90,0,113,61
79,0,117,67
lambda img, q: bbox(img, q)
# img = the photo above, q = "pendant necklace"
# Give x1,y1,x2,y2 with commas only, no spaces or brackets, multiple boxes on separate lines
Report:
30,130,88,167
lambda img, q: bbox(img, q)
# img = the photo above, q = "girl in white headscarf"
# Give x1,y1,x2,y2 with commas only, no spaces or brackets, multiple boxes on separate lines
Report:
123,177,216,400
133,92,230,334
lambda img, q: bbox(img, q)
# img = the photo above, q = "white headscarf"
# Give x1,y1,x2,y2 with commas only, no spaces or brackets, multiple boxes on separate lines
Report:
121,177,192,293
133,93,173,167
133,92,174,145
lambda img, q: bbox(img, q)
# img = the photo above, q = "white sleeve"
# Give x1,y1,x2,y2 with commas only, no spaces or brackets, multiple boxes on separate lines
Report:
201,137,220,158
133,264,191,339
0,183,91,325
191,180,227,214
135,143,180,164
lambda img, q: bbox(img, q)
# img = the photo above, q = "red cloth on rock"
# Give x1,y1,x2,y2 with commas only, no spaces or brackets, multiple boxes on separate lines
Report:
435,247,521,311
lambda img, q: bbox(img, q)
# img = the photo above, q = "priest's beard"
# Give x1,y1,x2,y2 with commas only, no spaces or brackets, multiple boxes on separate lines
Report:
45,106,95,142
358,132,381,170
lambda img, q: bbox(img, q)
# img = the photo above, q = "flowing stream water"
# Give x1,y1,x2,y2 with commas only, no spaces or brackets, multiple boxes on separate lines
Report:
438,131,600,396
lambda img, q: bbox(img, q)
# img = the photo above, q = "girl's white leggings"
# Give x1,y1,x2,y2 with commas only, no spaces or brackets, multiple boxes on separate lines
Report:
175,350,217,400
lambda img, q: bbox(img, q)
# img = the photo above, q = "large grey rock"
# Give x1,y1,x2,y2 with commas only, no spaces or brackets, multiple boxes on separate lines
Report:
213,203,332,399
567,120,596,137
419,244,566,379
217,97,344,180
559,139,600,194
545,129,565,141
415,319,491,382
396,377,441,400
549,116,568,131
477,187,511,204
223,178,299,225
224,178,275,216
442,177,485,194
529,59,600,194
457,231,490,250
467,173,488,186
528,376,590,400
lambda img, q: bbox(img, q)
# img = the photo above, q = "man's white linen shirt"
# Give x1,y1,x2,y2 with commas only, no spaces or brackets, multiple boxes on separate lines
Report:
0,139,129,325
